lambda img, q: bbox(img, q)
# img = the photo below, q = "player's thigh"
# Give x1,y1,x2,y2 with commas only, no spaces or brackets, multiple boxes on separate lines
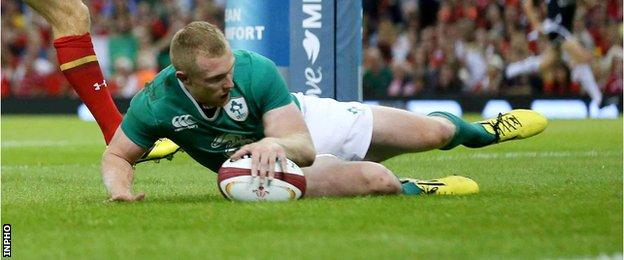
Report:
23,0,90,37
302,155,401,198
295,93,373,161
364,105,455,162
562,39,593,65
539,44,560,71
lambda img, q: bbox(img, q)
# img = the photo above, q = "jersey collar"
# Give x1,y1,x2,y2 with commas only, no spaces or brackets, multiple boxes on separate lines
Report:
176,79,220,121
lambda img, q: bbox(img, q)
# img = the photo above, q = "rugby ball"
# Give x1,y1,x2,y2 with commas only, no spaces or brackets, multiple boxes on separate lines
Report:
217,157,306,202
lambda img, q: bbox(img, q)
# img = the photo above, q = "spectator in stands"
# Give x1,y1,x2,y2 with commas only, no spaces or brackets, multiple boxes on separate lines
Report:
1,0,621,109
109,56,133,98
456,25,488,94
436,63,462,95
388,62,417,97
600,25,623,101
542,65,580,96
363,47,393,99
108,15,138,75
410,47,429,94
391,14,418,64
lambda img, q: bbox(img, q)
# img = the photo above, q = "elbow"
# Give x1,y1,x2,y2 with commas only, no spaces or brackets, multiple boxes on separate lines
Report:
101,147,114,165
297,145,316,167
101,146,135,167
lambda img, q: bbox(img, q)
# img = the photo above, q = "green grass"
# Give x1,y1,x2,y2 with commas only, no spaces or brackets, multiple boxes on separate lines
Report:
2,115,622,259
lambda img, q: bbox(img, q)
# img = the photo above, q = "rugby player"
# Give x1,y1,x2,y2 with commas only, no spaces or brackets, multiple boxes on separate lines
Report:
22,0,179,162
101,21,548,201
505,0,604,117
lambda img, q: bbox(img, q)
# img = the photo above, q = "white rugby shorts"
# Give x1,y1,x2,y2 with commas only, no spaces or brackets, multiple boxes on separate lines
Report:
293,93,373,161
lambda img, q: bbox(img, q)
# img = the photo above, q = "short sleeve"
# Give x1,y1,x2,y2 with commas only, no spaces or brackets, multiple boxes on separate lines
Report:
249,52,292,113
120,94,159,149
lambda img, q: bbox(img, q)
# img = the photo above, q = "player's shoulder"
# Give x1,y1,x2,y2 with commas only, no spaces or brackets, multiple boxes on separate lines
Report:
233,49,279,86
233,49,276,70
146,65,177,91
129,65,177,108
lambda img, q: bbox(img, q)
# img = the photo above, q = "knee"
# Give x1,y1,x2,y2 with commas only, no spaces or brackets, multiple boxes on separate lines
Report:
54,2,90,35
436,119,456,144
70,3,91,30
577,54,593,64
427,117,456,148
360,163,402,195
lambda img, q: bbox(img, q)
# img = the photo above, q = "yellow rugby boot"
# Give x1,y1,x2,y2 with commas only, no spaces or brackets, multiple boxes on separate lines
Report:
400,175,479,195
477,109,548,143
136,138,181,164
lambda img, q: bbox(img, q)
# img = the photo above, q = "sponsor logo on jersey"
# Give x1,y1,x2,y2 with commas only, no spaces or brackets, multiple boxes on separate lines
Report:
224,97,249,121
171,114,198,132
347,106,363,115
211,133,256,157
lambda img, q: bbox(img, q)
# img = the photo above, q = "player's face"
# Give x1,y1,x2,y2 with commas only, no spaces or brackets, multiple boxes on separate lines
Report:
184,49,235,107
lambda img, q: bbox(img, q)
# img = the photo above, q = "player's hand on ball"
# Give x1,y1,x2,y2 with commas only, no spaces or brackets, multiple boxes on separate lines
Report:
230,138,288,182
108,192,145,202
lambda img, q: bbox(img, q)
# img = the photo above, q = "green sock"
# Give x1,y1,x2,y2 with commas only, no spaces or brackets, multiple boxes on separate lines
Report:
401,181,423,195
428,111,496,150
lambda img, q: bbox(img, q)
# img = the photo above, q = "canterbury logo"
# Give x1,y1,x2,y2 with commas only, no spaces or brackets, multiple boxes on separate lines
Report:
172,115,197,131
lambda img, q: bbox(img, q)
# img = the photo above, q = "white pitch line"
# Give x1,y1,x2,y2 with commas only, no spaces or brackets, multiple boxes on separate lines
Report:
431,150,619,161
1,140,102,148
1,164,94,171
548,253,623,260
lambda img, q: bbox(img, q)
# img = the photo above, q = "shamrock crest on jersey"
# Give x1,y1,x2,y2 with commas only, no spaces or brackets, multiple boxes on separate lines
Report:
224,97,249,121
211,133,256,157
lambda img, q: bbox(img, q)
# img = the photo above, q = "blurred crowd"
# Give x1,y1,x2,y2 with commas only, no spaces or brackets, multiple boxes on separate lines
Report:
1,0,225,98
1,0,622,100
362,0,622,99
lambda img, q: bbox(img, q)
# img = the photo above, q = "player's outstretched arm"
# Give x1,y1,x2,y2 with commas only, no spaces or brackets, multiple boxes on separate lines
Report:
101,127,148,202
522,0,542,32
231,103,316,180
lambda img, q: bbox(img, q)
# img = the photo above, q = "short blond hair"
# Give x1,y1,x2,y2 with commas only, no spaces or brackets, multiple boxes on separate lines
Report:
170,21,229,75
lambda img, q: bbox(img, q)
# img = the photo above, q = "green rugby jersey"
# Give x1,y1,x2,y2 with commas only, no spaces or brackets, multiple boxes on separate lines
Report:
121,50,298,172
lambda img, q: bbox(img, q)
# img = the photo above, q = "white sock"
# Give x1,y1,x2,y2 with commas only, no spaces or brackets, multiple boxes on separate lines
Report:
571,64,603,118
588,99,601,118
505,56,542,78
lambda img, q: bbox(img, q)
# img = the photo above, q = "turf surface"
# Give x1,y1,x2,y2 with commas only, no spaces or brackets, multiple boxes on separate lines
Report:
2,115,622,259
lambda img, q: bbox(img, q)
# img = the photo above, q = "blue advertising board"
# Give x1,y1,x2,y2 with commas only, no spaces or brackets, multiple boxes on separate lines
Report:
225,0,361,101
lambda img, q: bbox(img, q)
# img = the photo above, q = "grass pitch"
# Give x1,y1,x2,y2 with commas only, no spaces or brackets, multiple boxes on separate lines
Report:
2,115,622,259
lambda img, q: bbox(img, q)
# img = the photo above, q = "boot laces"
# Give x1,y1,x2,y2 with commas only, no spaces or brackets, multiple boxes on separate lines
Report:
489,113,522,141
